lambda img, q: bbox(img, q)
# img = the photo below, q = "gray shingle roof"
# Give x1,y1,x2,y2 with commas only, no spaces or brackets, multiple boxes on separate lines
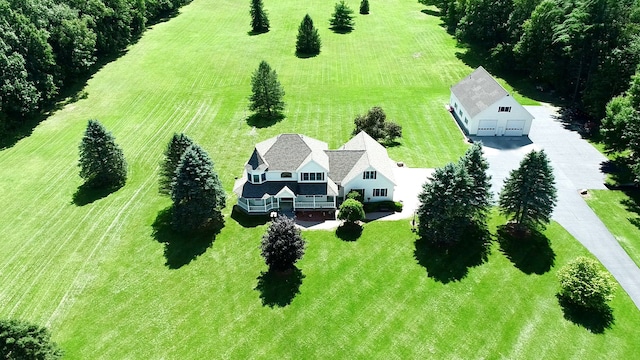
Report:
451,66,509,118
325,150,366,184
340,131,396,185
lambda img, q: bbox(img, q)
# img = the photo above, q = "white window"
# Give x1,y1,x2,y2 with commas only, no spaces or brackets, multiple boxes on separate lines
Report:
498,106,511,112
301,172,324,181
464,117,468,124
454,102,458,109
373,189,387,197
363,171,377,179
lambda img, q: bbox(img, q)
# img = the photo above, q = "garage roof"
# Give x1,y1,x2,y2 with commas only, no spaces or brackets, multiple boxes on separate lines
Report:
451,66,509,118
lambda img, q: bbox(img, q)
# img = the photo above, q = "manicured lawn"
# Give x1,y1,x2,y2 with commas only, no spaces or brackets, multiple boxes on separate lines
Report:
3,0,634,357
586,190,640,268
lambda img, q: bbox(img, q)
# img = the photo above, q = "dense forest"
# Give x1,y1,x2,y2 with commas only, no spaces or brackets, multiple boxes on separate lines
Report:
0,0,191,134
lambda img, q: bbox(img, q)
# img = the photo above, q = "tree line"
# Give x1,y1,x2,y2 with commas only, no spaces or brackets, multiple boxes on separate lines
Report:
421,0,640,120
0,0,192,134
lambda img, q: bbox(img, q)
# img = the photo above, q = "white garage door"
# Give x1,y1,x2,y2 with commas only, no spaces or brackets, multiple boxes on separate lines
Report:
504,120,525,136
477,120,497,136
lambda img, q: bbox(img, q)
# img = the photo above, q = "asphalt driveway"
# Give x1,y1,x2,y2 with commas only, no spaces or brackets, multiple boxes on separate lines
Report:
474,105,640,310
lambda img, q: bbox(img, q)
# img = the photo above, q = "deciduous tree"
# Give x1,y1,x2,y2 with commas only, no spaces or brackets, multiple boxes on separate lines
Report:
499,150,557,231
159,133,194,196
249,0,270,33
261,215,306,271
296,14,321,56
353,107,402,143
557,256,615,310
78,119,127,188
0,319,62,359
171,143,226,233
330,1,355,32
338,198,365,224
249,60,285,117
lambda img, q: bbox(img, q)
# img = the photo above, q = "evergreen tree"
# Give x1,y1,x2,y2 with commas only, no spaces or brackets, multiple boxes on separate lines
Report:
499,150,557,231
261,215,306,271
338,199,365,224
0,319,63,359
360,0,369,14
249,0,270,33
171,143,226,233
249,60,285,117
296,14,321,56
159,133,194,196
78,119,127,188
330,1,355,32
459,142,492,221
417,162,474,245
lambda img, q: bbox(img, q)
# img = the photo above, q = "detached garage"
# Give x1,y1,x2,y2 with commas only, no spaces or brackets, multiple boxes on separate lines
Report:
449,66,533,136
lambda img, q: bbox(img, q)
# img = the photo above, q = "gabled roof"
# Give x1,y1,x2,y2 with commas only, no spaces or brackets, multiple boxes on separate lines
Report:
325,150,366,184
251,134,329,172
451,66,509,118
338,131,396,185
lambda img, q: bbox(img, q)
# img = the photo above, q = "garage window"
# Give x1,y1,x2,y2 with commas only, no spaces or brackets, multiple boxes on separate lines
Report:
498,106,511,112
464,117,468,124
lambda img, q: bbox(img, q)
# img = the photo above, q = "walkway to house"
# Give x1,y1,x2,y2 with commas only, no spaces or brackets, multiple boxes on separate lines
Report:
474,105,640,310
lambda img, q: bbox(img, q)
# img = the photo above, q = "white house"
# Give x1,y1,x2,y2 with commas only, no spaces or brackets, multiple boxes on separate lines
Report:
450,66,534,136
233,131,396,214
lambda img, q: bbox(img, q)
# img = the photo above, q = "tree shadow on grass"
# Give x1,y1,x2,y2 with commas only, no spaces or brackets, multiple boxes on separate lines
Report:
420,8,441,17
330,27,353,34
413,224,491,283
231,206,270,228
295,51,320,59
557,295,614,334
619,190,640,230
335,222,363,241
496,224,555,275
255,267,305,307
247,29,269,36
246,112,285,128
72,183,122,206
152,206,222,269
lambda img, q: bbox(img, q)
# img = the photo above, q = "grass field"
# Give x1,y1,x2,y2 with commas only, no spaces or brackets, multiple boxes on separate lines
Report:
1,0,637,358
586,190,640,268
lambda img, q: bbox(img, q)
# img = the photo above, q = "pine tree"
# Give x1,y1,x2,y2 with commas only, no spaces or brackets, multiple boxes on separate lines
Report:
249,60,285,117
459,142,492,222
261,215,306,271
417,162,474,245
330,0,355,33
78,119,127,188
249,0,270,33
499,149,557,231
159,133,194,196
296,14,321,56
359,0,369,14
171,143,226,233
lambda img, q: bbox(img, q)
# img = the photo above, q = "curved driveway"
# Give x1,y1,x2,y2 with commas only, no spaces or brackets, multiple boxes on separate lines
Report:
475,105,640,310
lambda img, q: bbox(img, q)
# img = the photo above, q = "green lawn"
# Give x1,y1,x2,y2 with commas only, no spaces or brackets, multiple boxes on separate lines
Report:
586,190,640,268
1,0,635,357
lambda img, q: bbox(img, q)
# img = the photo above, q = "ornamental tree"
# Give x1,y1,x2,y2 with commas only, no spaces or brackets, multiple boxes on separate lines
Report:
330,1,355,32
249,60,285,117
0,319,63,359
296,14,321,56
417,162,474,245
159,133,194,196
261,215,306,271
557,256,615,310
338,198,365,224
78,119,127,188
458,142,492,222
249,0,270,33
499,149,557,231
359,0,369,14
171,143,226,233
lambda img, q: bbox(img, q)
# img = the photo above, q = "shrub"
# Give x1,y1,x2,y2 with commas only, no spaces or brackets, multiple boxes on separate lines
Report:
557,256,616,310
363,200,402,213
346,190,364,203
338,199,365,223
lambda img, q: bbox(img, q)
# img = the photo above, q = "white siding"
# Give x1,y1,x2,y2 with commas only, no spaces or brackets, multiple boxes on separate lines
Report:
470,96,533,136
342,168,395,201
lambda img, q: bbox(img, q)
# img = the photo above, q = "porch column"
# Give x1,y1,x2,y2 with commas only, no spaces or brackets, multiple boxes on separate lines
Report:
313,196,316,209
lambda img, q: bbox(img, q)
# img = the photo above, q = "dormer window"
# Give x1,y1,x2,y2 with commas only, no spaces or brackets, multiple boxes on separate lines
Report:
248,172,266,184
281,172,293,178
301,172,325,182
363,171,377,179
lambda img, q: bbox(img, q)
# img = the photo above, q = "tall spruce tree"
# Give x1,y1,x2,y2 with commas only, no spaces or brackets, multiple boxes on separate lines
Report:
499,149,557,231
417,162,474,245
459,142,492,221
78,119,127,188
171,143,226,233
296,14,321,56
360,0,369,14
249,0,270,33
249,60,285,117
159,133,194,196
261,215,306,271
330,1,355,32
